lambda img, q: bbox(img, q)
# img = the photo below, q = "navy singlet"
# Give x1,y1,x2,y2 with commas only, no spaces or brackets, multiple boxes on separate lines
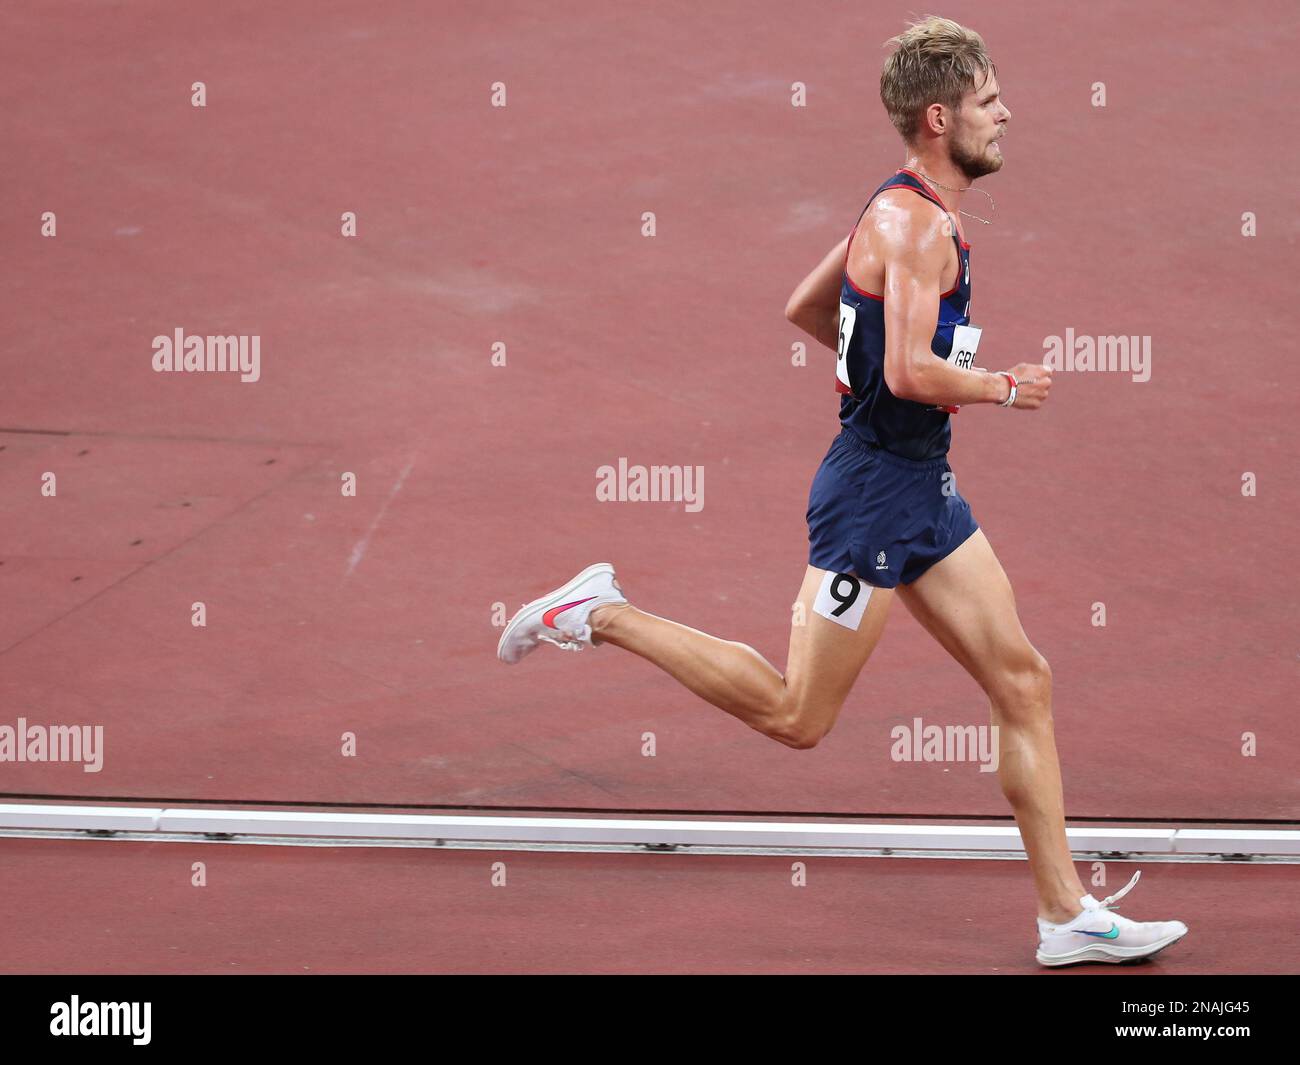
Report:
835,168,972,462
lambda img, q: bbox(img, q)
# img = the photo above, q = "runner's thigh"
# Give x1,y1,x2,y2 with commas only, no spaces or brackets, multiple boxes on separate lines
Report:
783,565,893,731
894,530,1041,693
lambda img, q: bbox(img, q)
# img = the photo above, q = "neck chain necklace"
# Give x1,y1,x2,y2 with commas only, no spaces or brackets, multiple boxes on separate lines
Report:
913,168,997,226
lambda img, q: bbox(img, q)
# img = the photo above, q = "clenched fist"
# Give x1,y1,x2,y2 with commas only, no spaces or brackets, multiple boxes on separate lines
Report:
1002,363,1052,409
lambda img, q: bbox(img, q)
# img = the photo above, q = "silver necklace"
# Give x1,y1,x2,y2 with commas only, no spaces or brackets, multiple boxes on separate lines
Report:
915,169,997,226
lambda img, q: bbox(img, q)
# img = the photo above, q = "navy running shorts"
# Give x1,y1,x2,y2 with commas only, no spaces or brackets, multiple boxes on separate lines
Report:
806,428,979,588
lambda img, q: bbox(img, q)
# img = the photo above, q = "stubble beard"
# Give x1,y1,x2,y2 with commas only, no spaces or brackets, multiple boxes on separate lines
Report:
949,126,1003,181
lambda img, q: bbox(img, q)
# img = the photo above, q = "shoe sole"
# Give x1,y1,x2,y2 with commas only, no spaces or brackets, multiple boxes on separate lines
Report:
496,563,616,664
1036,928,1188,968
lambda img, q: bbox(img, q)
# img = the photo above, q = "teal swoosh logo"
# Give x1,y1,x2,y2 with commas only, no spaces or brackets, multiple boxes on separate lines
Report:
1078,924,1120,939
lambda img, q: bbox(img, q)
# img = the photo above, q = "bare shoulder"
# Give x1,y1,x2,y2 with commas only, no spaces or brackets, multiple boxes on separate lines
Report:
863,189,953,263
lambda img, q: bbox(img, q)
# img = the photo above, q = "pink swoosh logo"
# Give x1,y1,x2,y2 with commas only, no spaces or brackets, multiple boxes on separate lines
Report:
543,596,597,628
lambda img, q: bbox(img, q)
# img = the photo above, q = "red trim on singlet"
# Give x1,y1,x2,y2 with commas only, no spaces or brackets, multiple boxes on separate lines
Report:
845,274,885,301
898,166,939,195
841,217,885,301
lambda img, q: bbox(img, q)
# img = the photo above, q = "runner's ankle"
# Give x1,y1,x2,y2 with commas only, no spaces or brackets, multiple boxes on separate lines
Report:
590,602,632,639
1039,901,1084,925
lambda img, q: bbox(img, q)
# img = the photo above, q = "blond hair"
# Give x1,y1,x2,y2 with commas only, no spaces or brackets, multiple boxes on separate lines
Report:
880,16,993,143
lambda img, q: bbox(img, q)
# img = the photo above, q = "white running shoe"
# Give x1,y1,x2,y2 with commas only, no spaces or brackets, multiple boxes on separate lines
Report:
1035,871,1188,967
497,563,628,665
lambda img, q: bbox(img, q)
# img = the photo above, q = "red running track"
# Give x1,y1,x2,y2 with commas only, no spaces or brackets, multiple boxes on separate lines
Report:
2,0,1295,819
0,0,1296,974
0,838,1292,975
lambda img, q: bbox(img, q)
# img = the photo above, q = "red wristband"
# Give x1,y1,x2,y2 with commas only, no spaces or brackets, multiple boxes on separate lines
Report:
997,372,1018,408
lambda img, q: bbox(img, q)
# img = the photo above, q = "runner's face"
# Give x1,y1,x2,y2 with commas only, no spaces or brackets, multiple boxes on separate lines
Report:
949,71,1009,180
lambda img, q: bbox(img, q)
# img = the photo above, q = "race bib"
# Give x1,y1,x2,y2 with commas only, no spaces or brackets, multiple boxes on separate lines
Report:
813,571,872,631
836,301,856,389
930,323,982,414
946,323,982,369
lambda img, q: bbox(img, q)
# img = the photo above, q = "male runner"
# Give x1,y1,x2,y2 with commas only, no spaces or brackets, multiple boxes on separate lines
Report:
496,16,1187,967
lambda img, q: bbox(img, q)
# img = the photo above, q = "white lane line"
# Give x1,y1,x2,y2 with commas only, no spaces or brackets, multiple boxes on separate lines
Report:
345,454,416,578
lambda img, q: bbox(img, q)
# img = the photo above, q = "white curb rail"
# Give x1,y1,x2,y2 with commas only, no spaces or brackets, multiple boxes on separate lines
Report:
0,803,1295,856
1173,829,1300,856
0,803,163,832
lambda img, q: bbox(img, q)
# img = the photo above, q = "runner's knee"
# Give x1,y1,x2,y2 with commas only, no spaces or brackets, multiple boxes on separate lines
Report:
988,651,1052,716
765,695,837,750
769,717,828,750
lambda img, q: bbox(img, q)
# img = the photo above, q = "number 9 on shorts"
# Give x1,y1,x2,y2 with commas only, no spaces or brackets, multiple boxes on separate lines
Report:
812,570,872,630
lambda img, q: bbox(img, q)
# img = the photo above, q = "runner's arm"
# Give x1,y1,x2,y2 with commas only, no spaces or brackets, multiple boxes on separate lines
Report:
878,203,1009,406
785,235,849,352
